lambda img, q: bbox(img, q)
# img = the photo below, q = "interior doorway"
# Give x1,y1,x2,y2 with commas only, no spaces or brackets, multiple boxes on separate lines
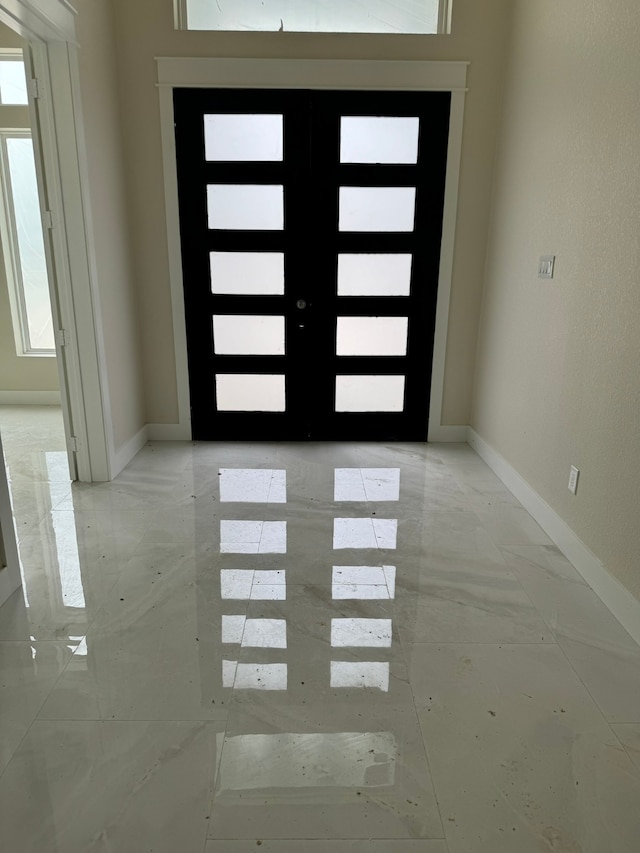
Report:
174,88,451,440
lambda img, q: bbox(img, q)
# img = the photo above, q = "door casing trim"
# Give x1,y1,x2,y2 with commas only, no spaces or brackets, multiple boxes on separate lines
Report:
156,57,469,441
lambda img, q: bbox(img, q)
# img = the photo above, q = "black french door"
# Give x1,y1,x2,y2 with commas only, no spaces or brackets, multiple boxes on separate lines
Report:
174,88,450,440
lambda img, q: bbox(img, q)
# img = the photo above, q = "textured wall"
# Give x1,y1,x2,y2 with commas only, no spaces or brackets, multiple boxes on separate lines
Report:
472,2,640,598
105,0,512,425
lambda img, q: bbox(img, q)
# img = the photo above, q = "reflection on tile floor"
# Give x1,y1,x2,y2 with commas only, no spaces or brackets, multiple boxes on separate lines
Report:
1,405,640,852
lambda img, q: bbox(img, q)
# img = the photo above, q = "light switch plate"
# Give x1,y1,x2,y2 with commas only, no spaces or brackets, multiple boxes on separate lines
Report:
539,255,556,279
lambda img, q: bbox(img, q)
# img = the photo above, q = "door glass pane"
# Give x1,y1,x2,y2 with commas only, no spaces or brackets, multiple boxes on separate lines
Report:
216,374,286,411
336,317,408,356
335,375,405,412
207,184,284,230
210,252,284,295
204,114,283,161
338,254,411,297
340,117,419,164
213,315,285,355
0,60,28,105
185,0,440,34
6,137,54,350
339,187,416,232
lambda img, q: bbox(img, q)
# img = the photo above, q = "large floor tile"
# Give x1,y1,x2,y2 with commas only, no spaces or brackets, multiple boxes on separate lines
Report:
209,703,444,841
410,643,640,853
205,842,449,852
504,556,640,721
0,641,72,772
396,565,553,644
500,544,588,585
37,546,235,721
0,720,223,853
611,723,640,768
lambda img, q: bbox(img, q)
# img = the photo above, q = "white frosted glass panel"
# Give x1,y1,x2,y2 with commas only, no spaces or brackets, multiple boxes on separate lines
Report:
335,375,405,412
338,254,412,297
337,316,408,356
207,184,284,230
210,252,284,295
339,187,416,232
204,114,283,161
6,138,54,350
216,374,285,412
185,1,439,34
341,117,419,164
0,60,28,104
213,315,285,355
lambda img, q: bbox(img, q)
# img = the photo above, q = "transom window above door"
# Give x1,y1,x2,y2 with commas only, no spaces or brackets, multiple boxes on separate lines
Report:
176,1,452,34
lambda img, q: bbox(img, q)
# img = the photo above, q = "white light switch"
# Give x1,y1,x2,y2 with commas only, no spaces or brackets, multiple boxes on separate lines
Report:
539,255,556,279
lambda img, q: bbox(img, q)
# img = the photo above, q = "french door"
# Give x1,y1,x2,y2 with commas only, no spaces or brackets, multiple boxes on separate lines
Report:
174,88,450,440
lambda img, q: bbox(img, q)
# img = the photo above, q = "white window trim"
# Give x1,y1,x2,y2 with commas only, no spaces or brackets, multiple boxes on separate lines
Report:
0,128,54,356
174,0,453,34
155,57,468,442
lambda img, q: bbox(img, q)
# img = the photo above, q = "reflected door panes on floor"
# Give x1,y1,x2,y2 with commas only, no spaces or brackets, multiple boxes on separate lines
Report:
207,185,284,230
213,315,285,355
339,187,416,232
340,116,420,164
337,254,412,297
210,252,285,295
336,317,408,356
204,114,283,161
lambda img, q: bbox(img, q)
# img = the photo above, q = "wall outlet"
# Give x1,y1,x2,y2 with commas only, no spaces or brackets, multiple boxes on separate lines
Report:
568,465,580,495
538,255,556,279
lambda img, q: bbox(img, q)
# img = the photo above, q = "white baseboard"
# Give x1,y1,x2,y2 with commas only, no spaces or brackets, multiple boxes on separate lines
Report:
467,427,640,646
0,390,61,405
147,422,192,441
429,424,468,442
109,425,149,479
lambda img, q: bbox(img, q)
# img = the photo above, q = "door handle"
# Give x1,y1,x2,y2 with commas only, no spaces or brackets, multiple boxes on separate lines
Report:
296,299,307,310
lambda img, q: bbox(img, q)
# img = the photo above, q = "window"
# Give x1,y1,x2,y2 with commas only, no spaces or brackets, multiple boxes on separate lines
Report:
0,131,54,355
0,55,28,105
176,1,452,34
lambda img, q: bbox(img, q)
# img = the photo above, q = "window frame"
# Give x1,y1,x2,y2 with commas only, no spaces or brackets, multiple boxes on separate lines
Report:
174,0,453,35
0,127,55,357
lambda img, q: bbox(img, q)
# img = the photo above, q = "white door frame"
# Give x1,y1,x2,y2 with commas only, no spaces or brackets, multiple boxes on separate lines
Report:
156,57,468,442
0,0,113,480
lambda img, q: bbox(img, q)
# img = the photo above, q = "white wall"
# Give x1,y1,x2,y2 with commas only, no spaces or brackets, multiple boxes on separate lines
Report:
473,1,640,599
107,0,512,427
73,0,144,452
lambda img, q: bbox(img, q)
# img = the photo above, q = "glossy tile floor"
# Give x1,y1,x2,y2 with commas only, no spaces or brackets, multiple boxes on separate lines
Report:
1,405,640,853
